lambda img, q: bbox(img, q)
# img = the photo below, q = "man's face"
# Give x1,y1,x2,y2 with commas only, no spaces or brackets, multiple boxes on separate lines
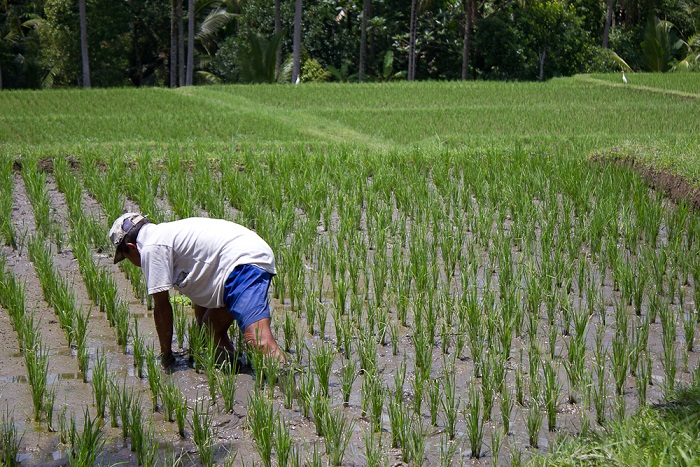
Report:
123,243,142,268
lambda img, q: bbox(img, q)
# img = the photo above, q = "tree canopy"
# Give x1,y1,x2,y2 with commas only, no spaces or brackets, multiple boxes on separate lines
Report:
0,0,697,89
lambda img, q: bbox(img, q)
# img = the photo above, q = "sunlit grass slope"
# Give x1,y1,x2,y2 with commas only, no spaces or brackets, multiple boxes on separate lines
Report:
1,75,698,155
531,384,700,466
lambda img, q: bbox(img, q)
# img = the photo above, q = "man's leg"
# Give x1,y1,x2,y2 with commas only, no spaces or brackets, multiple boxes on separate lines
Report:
193,304,207,327
197,306,236,353
244,318,285,361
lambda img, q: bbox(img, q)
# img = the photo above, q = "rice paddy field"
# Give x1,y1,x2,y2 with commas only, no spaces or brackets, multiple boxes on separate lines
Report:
1,74,699,466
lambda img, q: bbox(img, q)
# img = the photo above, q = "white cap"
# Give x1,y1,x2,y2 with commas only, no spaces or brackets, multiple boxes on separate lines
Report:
109,212,146,263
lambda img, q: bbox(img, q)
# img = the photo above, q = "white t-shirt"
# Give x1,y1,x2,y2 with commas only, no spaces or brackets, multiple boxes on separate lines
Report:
137,218,276,308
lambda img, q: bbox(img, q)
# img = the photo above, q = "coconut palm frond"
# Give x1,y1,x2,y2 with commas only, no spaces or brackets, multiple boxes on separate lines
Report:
195,70,222,84
238,32,284,84
42,67,56,89
196,7,234,43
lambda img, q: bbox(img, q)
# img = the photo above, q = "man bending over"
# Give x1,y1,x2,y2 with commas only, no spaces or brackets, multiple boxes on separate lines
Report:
109,213,284,368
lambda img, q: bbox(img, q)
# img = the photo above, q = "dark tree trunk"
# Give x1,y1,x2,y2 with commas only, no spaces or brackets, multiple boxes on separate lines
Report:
408,0,417,81
177,0,185,87
461,0,473,80
170,0,177,87
602,0,616,48
538,46,546,81
292,0,302,84
132,11,142,86
186,0,194,85
275,0,282,75
359,0,371,82
78,0,91,88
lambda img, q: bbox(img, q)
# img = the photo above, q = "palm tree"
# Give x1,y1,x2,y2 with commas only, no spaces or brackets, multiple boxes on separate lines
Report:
177,0,185,86
359,0,371,82
186,0,194,85
461,0,474,80
275,0,282,75
238,32,285,83
641,18,677,72
408,0,417,80
78,0,90,87
170,0,177,87
602,0,615,48
292,0,302,83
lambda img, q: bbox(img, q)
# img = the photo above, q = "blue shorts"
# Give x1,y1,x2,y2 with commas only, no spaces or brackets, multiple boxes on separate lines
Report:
223,264,274,332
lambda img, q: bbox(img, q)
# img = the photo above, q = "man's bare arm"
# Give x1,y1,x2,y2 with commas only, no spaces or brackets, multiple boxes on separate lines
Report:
152,291,174,367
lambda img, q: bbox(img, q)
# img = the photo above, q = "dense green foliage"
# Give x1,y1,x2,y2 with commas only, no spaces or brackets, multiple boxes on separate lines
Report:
1,0,698,89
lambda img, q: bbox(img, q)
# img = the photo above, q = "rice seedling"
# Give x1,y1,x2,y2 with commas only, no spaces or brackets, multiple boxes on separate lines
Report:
313,342,335,398
364,429,384,467
191,397,216,467
119,384,134,441
412,371,425,417
145,346,161,412
323,407,355,466
684,309,695,352
25,338,49,422
247,391,274,467
297,366,314,418
0,158,16,248
527,404,543,449
439,432,459,467
171,300,189,351
58,406,70,445
515,366,525,407
92,351,108,419
466,382,484,458
107,379,121,428
543,359,561,431
387,390,406,449
442,362,460,440
187,318,205,372
282,310,296,353
364,371,384,433
174,388,188,438
131,320,146,379
636,351,649,407
340,358,357,407
67,408,104,467
114,302,131,352
500,387,514,434
490,427,504,467
611,331,629,396
129,396,144,454
45,384,57,432
137,420,160,467
217,360,238,413
1,408,22,467
274,413,293,467
401,416,426,464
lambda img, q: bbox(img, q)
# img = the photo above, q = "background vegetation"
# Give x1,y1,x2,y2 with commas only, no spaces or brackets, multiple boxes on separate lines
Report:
1,0,698,89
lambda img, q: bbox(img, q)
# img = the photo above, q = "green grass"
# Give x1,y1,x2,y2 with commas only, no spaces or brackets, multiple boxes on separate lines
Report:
1,75,698,158
587,72,700,94
532,383,700,466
